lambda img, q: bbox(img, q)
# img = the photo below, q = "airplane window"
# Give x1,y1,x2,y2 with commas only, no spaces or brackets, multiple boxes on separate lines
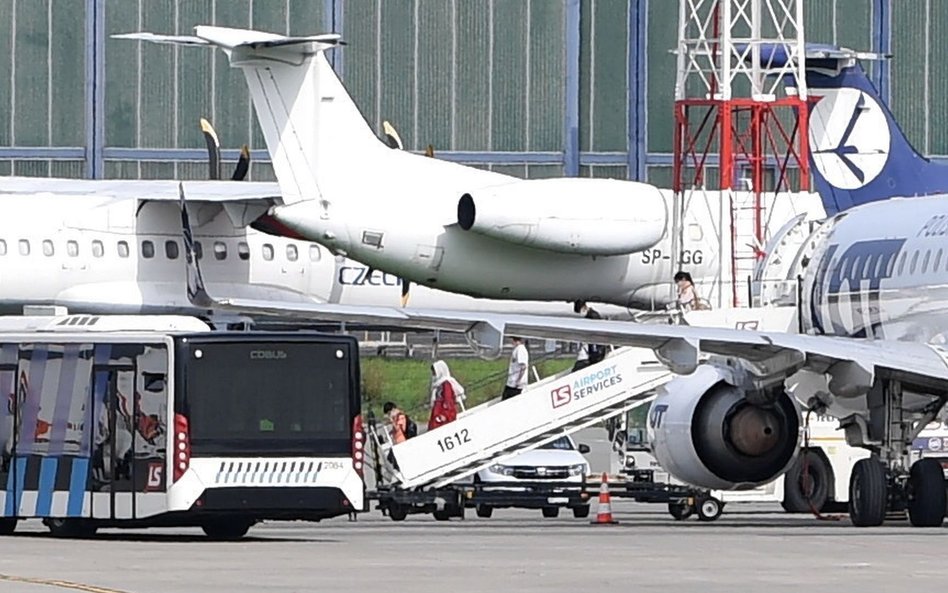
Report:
117,240,130,258
42,240,54,257
92,240,104,258
262,243,274,261
67,240,79,257
922,250,932,274
936,249,944,273
18,240,29,256
165,240,179,260
194,241,203,260
897,252,906,275
309,245,321,262
0,240,6,256
910,250,919,274
214,241,227,261
286,244,298,262
238,242,250,261
142,240,155,259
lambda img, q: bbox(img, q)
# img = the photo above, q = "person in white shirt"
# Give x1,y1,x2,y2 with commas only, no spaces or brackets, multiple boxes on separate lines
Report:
502,336,529,400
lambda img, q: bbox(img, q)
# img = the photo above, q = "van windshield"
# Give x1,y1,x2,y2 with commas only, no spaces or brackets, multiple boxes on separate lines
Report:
183,340,355,455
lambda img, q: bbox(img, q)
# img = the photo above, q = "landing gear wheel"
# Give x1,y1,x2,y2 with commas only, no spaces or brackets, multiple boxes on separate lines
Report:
696,497,724,522
572,505,590,519
0,518,17,535
388,505,409,522
541,507,560,519
201,518,253,540
781,450,831,513
45,518,97,538
849,458,887,527
476,505,493,518
668,502,693,521
907,458,946,527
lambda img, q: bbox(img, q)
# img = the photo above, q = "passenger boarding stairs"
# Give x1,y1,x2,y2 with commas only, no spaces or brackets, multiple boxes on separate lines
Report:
387,347,674,489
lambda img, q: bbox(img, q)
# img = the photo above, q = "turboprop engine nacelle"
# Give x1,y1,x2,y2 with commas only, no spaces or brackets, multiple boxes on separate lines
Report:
648,365,800,491
456,178,666,256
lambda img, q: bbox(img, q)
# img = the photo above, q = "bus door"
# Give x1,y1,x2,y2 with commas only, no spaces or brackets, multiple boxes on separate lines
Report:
93,354,137,520
0,345,19,518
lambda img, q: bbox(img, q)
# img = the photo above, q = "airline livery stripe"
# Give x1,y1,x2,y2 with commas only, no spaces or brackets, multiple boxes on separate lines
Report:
3,457,26,517
35,457,59,516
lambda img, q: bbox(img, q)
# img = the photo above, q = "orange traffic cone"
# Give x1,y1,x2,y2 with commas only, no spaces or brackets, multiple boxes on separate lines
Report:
592,472,619,525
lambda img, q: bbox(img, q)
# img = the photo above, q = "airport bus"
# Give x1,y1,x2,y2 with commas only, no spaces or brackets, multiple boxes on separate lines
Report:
0,315,364,539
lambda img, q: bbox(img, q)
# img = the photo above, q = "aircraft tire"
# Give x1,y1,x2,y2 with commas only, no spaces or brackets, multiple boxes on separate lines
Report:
907,458,946,527
849,458,887,527
781,450,831,513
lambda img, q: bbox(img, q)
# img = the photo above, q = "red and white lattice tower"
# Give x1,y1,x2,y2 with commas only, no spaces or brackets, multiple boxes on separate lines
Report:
673,0,810,307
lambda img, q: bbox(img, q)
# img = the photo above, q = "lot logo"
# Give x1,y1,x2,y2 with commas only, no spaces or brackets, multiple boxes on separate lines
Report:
649,404,669,429
551,385,572,408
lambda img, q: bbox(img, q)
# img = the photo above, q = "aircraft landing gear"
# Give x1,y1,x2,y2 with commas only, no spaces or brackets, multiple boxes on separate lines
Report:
842,378,947,527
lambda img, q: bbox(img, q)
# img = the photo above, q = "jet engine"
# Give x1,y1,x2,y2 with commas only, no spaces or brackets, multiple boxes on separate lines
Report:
648,365,800,491
456,178,666,256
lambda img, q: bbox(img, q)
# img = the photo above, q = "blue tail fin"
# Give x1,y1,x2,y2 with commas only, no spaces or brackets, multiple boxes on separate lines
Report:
799,47,948,214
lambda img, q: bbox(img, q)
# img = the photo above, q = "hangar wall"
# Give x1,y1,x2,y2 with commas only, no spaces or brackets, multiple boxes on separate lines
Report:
0,0,931,185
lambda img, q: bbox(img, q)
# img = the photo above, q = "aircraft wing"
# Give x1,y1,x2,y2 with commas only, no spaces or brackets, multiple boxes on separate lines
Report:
0,177,281,204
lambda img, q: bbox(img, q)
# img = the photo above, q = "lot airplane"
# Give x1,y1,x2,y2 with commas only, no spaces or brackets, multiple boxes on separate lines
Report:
117,27,824,311
153,32,948,528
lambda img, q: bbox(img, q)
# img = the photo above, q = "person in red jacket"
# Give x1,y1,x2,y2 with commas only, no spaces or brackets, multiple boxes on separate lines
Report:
428,360,465,430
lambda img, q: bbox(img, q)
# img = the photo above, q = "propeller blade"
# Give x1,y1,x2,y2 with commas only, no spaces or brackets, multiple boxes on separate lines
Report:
199,118,222,180
400,278,411,307
231,144,251,181
381,120,403,150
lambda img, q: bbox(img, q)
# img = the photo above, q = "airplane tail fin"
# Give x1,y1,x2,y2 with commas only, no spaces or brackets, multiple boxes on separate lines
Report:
118,27,387,206
785,46,948,213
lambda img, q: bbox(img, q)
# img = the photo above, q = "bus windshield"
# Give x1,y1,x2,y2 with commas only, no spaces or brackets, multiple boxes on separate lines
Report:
183,340,356,455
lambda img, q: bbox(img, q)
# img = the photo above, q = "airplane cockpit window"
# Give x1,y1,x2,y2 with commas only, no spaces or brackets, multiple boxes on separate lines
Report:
262,243,274,261
92,240,104,258
309,245,321,262
214,241,227,261
0,240,7,256
238,242,250,261
286,244,298,262
18,240,30,256
194,241,203,260
165,240,179,260
42,240,54,257
141,240,155,259
67,240,79,257
117,240,130,258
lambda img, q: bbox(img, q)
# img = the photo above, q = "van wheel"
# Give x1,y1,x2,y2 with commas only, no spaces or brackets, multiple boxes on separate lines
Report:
201,518,254,540
46,518,97,538
541,507,560,518
572,505,590,519
781,450,831,513
0,518,17,535
476,505,493,518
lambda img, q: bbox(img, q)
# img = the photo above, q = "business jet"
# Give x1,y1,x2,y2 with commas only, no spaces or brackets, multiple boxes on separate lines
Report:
117,26,825,311
151,35,948,529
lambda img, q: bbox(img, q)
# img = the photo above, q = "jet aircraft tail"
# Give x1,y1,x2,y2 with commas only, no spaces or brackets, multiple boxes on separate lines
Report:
117,27,388,206
785,46,948,214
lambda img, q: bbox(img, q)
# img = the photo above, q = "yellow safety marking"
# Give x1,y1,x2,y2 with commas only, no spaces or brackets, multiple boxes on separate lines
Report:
0,573,133,593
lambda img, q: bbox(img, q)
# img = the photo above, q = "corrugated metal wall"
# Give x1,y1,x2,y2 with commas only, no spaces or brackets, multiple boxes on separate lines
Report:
0,0,939,184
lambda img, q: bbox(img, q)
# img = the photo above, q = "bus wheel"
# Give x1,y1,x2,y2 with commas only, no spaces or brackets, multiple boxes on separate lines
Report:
201,518,253,540
782,450,831,513
45,518,97,538
0,518,17,535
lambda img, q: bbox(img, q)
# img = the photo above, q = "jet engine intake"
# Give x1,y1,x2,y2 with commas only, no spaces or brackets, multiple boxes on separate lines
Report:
648,365,800,491
456,178,666,256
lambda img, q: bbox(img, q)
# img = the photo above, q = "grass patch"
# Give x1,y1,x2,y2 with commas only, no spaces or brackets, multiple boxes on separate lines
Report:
360,356,574,420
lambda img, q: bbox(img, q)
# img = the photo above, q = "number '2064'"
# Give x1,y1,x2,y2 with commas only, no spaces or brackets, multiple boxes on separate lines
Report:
436,428,471,453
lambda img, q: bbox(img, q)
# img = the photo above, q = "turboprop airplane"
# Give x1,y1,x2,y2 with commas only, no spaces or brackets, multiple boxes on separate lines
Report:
116,26,825,311
153,37,948,529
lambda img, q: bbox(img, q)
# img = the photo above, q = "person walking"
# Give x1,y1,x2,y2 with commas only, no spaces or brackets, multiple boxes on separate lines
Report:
502,336,529,400
429,360,464,429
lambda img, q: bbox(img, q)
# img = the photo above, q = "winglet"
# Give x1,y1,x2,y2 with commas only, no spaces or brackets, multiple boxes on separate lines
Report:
178,183,216,309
